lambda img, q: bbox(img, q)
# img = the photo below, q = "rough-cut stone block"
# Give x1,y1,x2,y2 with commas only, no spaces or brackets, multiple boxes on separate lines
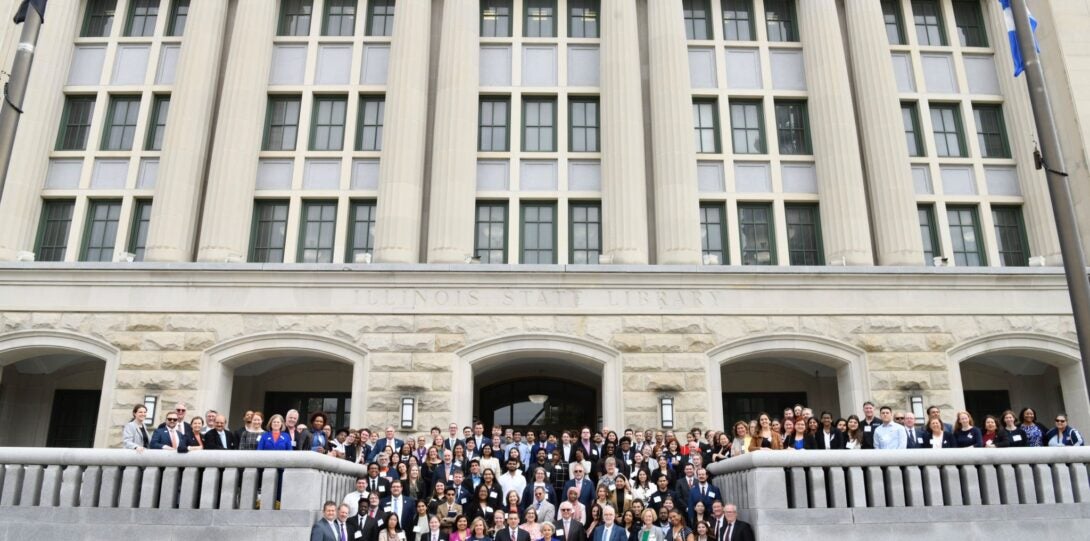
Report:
610,334,644,352
662,317,706,334
120,352,161,370
415,316,465,334
623,355,663,371
116,371,178,390
392,333,434,352
358,333,394,351
683,374,707,391
434,334,465,352
141,332,186,351
125,315,166,331
389,374,430,391
183,332,216,350
621,316,661,333
622,393,659,412
523,316,555,331
370,353,412,371
413,353,452,372
642,334,688,353
161,351,201,370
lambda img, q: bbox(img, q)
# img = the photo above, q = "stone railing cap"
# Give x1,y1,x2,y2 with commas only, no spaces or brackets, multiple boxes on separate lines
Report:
0,448,368,476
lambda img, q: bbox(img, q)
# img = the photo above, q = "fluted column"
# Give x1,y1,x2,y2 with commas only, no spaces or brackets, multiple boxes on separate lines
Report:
426,0,479,263
645,0,702,265
143,1,229,262
843,0,924,266
599,0,649,264
372,0,431,263
983,0,1061,264
797,0,874,265
196,1,278,262
0,0,81,261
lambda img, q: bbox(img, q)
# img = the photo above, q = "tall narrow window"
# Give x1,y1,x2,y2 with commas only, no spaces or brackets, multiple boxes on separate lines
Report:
367,0,395,36
953,0,988,47
263,96,302,151
279,0,313,36
569,97,599,152
56,96,96,151
310,96,348,151
973,104,1011,158
730,100,764,154
901,102,924,157
525,0,556,37
993,206,1029,266
324,0,356,36
882,0,905,45
918,204,940,265
146,95,170,151
475,202,508,264
570,202,601,264
479,97,511,152
35,200,75,262
785,204,822,265
912,0,946,46
693,100,720,154
739,203,775,265
568,0,599,38
102,96,141,151
299,201,338,263
357,96,385,151
82,0,117,37
700,203,727,265
126,0,159,37
775,101,810,155
722,0,754,41
930,104,966,157
347,200,377,262
82,200,123,262
167,0,189,36
521,202,557,264
481,0,513,37
523,98,556,152
947,206,985,266
128,199,153,261
764,0,798,42
683,0,711,40
250,200,289,263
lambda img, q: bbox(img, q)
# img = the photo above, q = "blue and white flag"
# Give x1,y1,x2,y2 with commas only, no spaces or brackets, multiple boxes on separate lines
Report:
999,0,1039,77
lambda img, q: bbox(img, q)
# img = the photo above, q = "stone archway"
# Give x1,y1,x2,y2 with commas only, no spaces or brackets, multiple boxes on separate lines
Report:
706,333,870,428
0,330,119,448
455,333,622,429
199,332,369,427
947,332,1088,431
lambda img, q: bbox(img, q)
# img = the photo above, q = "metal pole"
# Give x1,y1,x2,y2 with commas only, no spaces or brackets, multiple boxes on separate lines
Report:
1010,0,1090,396
0,6,43,205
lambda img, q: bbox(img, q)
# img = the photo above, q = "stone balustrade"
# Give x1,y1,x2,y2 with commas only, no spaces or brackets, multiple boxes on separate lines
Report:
708,448,1090,539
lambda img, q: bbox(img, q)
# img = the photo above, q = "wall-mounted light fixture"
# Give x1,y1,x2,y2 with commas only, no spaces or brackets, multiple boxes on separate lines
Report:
401,397,416,429
660,396,675,429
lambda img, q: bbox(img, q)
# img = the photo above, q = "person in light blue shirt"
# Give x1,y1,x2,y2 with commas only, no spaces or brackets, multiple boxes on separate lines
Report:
873,406,908,450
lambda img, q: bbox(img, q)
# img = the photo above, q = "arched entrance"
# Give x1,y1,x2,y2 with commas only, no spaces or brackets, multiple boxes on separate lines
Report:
199,332,368,428
707,334,869,428
948,333,1089,431
455,334,621,429
0,330,118,448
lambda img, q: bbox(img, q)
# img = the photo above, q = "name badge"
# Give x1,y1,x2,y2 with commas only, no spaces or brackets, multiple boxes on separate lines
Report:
484,506,493,513
490,491,498,499
864,426,872,433
916,437,923,444
555,465,562,470
355,532,363,539
967,433,973,440
379,486,387,493
709,490,716,498
652,496,661,503
626,460,633,465
385,506,393,512
1013,435,1023,442
556,531,564,537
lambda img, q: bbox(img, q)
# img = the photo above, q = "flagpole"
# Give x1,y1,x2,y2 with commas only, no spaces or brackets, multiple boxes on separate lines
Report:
1009,0,1090,391
0,2,43,205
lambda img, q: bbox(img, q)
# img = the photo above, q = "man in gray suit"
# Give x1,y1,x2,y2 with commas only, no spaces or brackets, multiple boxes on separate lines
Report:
311,501,341,541
527,485,555,524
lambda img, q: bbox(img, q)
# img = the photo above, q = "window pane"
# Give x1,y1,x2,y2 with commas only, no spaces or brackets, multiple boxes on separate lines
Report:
367,0,395,36
57,96,97,151
775,101,810,155
126,0,159,37
569,0,599,38
279,0,314,36
700,204,727,264
953,0,988,47
522,203,556,263
357,96,385,151
683,0,711,40
168,0,189,36
882,0,905,44
912,0,946,46
324,0,357,36
36,200,75,262
311,96,348,151
348,201,377,262
264,96,302,151
764,0,798,42
918,205,938,265
973,104,1010,158
785,204,822,265
901,102,923,157
730,101,764,154
524,98,556,152
251,201,290,263
299,201,337,263
82,0,117,37
475,202,508,263
722,0,754,41
739,204,774,265
128,199,153,261
146,96,170,151
525,0,556,38
692,101,719,153
479,98,511,152
82,200,123,262
570,202,601,264
481,0,513,37
102,96,141,151
993,206,1028,266
947,206,984,266
930,104,965,157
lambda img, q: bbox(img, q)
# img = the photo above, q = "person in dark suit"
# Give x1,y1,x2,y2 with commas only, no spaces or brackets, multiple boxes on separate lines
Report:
312,501,340,541
203,414,239,450
494,512,531,541
554,501,588,541
157,402,194,439
372,426,407,462
349,499,382,541
381,479,417,530
367,462,395,498
562,466,595,509
922,418,954,449
149,413,188,452
593,506,627,541
686,469,720,519
719,505,753,541
420,515,450,541
813,412,846,450
672,464,697,513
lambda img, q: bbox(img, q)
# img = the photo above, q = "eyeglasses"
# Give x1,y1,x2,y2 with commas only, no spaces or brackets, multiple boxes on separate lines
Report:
166,418,178,422
1056,419,1067,423
894,417,904,422
176,408,186,412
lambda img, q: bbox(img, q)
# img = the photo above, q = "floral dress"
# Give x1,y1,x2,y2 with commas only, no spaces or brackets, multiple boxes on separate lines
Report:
1022,423,1043,447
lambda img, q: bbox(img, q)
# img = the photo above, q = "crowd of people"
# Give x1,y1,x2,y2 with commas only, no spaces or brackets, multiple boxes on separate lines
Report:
119,400,1082,541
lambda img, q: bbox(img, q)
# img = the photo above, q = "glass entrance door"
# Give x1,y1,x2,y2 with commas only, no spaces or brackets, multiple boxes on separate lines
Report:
479,378,597,435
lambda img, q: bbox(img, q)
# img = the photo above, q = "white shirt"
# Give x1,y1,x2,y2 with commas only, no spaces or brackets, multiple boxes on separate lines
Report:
344,490,369,515
499,471,527,502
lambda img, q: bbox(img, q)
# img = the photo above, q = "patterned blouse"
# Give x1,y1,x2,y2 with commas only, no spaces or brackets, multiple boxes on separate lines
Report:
239,429,263,451
1022,423,1043,447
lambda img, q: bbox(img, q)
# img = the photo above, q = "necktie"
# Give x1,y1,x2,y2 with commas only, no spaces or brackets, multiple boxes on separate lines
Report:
701,485,706,497
605,527,611,541
220,431,227,448
564,521,570,540
394,498,400,516
140,426,149,447
725,524,732,541
169,429,178,448
372,479,377,492
340,522,348,541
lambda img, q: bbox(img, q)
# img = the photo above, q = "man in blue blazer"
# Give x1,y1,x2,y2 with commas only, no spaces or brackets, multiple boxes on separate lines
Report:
311,501,340,541
592,506,626,541
370,425,405,462
149,413,188,452
379,479,416,528
687,469,720,521
561,464,595,508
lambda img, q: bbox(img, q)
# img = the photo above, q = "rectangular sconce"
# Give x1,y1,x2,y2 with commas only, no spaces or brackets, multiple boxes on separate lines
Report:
910,395,925,420
660,397,674,429
401,397,415,429
143,395,158,427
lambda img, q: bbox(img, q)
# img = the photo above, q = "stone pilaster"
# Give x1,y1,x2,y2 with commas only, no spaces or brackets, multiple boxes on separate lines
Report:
645,0,702,265
844,0,925,266
426,0,479,263
797,0,874,265
0,0,81,260
372,0,432,263
143,0,229,262
983,0,1062,264
196,0,278,262
599,0,649,264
